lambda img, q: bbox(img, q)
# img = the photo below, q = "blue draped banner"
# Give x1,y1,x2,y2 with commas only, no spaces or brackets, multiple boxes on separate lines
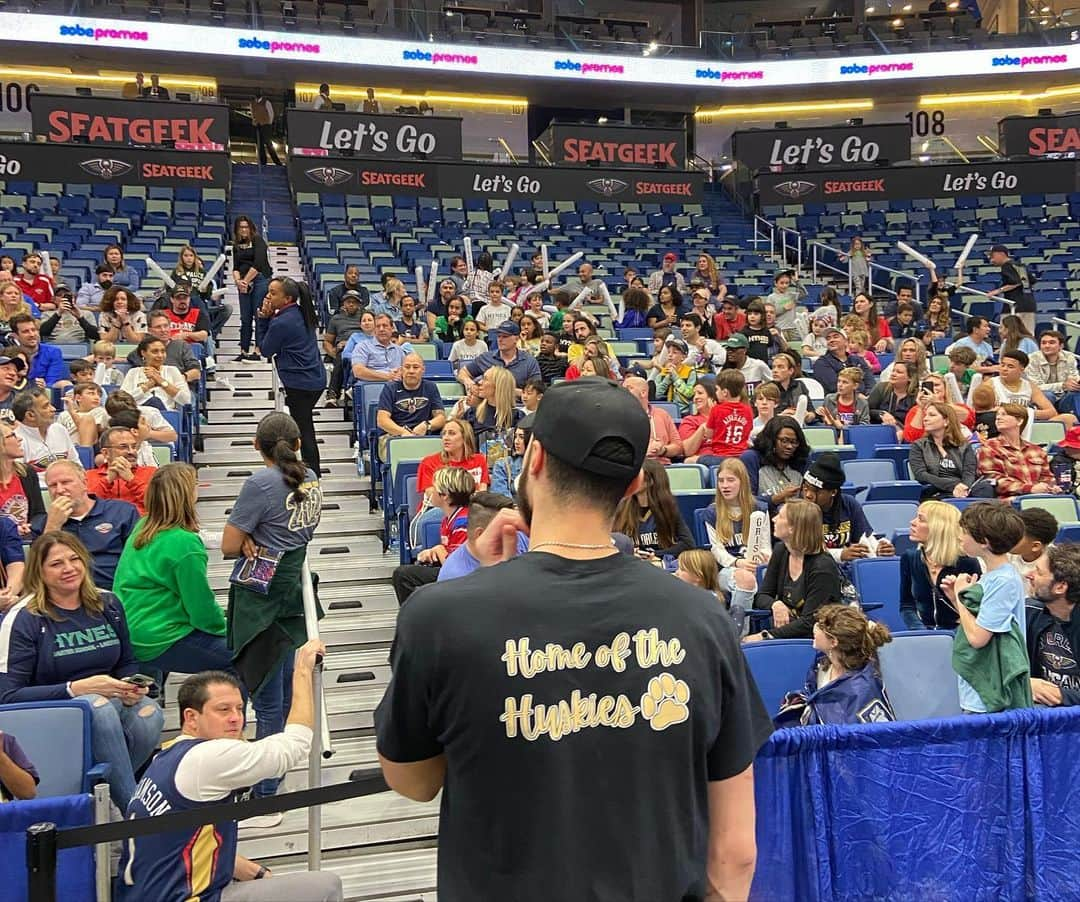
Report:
752,706,1080,901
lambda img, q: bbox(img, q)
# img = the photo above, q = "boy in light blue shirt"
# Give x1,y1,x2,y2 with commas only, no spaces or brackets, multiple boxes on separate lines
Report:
943,501,1029,713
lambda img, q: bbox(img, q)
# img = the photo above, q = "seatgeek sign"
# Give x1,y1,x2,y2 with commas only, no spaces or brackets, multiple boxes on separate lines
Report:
3,12,1076,90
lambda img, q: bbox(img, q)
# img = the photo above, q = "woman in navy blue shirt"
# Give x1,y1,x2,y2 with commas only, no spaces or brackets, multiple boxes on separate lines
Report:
901,500,981,630
0,532,164,807
261,277,327,476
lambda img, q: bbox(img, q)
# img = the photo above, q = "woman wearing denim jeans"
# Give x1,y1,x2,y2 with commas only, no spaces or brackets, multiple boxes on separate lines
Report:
0,532,164,809
231,215,273,362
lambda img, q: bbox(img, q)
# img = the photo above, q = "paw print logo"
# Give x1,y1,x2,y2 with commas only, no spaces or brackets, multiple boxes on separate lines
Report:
640,672,690,731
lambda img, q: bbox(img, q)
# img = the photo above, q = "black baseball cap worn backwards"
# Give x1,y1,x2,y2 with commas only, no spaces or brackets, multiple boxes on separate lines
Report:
532,379,649,482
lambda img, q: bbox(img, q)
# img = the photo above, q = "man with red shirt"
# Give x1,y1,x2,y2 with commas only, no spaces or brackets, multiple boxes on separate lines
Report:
683,369,754,465
15,253,54,310
163,283,211,344
85,426,154,515
712,297,746,342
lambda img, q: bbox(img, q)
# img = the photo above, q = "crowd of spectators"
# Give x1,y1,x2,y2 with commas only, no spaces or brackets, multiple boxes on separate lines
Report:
338,237,1080,730
2,215,1078,896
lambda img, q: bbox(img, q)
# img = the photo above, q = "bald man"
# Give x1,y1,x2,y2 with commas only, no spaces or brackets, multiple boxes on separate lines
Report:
375,353,446,458
624,375,683,465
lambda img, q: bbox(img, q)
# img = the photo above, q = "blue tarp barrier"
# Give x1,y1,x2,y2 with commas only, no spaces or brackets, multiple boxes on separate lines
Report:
752,706,1080,901
0,793,94,901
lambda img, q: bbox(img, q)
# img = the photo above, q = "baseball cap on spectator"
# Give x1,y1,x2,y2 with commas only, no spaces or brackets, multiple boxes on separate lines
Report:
171,281,191,297
804,452,845,490
720,296,738,307
1058,426,1080,450
723,333,749,349
666,338,689,354
496,321,520,336
95,264,113,276
663,253,677,263
532,380,648,481
0,351,26,372
989,244,1009,256
825,326,845,337
54,285,73,298
341,290,364,303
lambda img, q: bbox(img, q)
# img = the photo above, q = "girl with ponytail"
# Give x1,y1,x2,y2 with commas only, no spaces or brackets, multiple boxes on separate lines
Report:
775,604,896,726
260,277,326,476
221,411,323,807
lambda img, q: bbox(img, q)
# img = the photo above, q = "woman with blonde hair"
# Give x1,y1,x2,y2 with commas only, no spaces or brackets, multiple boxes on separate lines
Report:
745,498,842,642
881,337,929,383
777,604,895,725
0,280,33,328
113,463,235,688
675,549,723,602
459,365,522,453
703,458,772,627
901,500,981,630
0,532,164,807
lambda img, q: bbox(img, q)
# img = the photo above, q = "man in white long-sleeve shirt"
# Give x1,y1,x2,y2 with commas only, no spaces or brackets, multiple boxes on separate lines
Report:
115,641,343,902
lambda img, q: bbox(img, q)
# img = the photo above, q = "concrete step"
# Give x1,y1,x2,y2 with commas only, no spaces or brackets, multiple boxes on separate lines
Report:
266,845,438,902
237,792,439,859
196,477,365,500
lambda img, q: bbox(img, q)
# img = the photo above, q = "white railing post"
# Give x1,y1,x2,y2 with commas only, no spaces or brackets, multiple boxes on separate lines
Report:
812,242,818,283
301,553,333,872
847,255,853,297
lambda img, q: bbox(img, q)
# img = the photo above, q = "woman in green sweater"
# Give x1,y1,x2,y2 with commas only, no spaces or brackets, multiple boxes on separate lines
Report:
113,463,241,691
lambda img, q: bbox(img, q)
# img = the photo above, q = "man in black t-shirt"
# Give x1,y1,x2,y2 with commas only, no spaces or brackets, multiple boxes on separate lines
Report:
376,379,773,902
1026,544,1080,707
987,245,1036,334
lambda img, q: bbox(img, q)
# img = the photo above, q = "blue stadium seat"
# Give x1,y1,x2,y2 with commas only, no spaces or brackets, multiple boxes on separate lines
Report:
878,631,963,721
851,557,906,632
742,640,817,717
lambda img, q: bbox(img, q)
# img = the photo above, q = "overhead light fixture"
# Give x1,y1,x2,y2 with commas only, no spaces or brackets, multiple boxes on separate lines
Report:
919,82,1080,106
866,5,875,12
903,3,912,10
947,0,959,8
892,17,903,26
296,84,528,108
921,140,930,151
1042,4,1051,11
695,98,874,118
648,40,658,50
597,116,608,124
445,9,453,15
642,48,651,56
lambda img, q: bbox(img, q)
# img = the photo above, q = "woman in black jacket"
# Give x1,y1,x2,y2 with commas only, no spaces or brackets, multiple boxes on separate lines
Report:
867,360,917,436
909,402,978,499
231,215,273,361
745,499,842,641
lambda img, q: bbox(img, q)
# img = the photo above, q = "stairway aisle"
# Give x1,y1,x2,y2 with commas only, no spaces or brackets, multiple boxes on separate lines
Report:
193,244,439,900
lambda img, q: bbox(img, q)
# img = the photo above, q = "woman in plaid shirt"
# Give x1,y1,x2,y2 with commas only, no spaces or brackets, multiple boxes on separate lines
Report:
977,402,1062,498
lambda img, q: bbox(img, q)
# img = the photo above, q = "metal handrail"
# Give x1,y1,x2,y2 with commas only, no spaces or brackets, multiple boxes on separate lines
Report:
752,215,802,276
810,241,852,295
867,259,921,303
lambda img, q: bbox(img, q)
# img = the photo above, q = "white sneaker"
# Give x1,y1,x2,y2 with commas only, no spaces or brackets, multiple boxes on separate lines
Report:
215,375,236,393
240,812,284,830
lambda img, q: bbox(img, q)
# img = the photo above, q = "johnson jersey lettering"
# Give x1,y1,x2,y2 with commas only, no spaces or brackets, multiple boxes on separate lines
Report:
116,738,243,902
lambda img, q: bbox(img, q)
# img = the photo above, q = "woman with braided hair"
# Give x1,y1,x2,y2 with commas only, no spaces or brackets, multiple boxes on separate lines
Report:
260,276,326,475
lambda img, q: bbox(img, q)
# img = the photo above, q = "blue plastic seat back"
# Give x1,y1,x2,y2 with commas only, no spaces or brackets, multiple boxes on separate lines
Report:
0,699,95,796
851,556,906,632
878,631,963,721
742,640,817,717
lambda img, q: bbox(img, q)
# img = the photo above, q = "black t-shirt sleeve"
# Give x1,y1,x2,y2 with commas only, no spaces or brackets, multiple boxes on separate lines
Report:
374,601,445,763
1000,262,1021,287
195,309,212,334
706,626,774,781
